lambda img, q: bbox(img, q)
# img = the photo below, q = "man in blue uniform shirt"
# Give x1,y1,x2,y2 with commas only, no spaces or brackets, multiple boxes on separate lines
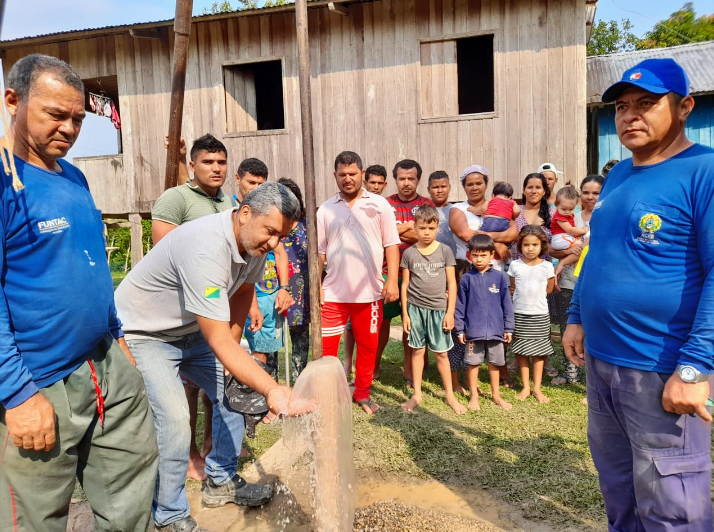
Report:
564,58,714,531
0,55,158,531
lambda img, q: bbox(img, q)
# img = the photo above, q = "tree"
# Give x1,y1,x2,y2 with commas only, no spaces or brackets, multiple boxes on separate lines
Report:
587,19,639,56
637,3,714,49
202,0,257,14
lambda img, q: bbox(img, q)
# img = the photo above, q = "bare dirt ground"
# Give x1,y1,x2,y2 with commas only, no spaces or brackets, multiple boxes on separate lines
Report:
354,499,515,532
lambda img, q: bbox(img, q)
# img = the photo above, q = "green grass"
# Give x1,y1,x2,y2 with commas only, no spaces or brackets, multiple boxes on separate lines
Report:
351,340,604,528
111,270,127,289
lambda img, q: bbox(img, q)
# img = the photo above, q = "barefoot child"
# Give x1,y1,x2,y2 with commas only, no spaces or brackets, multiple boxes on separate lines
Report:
455,235,514,411
508,226,555,403
400,205,462,413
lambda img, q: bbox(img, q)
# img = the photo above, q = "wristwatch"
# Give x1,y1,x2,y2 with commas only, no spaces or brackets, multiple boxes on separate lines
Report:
279,285,290,291
676,364,710,383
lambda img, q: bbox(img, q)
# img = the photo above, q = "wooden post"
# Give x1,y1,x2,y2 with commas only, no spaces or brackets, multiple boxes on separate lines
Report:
129,213,144,269
295,0,322,360
164,0,194,190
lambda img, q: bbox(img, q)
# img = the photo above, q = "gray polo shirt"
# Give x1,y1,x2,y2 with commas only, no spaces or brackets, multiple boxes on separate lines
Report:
152,181,237,226
115,209,266,341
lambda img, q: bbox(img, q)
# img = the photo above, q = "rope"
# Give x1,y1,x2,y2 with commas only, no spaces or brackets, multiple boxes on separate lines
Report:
0,58,23,192
0,109,22,192
87,359,105,429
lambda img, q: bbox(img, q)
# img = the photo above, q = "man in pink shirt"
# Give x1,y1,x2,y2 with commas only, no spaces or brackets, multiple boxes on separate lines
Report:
318,151,400,414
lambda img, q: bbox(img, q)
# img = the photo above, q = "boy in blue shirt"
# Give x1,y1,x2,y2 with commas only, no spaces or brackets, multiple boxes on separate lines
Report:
455,235,514,411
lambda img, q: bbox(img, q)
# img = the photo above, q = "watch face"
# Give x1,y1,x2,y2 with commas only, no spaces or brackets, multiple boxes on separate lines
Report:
681,366,697,382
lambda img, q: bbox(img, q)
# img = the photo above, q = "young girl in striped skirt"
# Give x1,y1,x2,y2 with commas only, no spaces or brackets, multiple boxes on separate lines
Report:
507,225,556,403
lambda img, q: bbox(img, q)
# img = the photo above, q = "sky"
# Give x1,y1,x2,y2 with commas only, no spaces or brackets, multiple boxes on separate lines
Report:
593,0,712,36
1,0,711,159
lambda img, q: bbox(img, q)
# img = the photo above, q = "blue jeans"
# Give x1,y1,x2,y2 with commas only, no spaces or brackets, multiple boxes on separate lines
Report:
586,353,713,532
127,332,246,527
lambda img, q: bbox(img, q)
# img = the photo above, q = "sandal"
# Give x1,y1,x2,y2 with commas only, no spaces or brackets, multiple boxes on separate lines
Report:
499,377,518,389
507,364,518,374
356,398,381,414
545,366,559,377
551,376,568,385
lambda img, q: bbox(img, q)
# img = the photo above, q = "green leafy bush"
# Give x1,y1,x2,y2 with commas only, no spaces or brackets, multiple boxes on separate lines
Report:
107,219,153,271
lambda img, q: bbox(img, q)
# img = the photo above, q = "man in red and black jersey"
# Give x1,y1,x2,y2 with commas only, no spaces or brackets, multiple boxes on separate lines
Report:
374,159,434,387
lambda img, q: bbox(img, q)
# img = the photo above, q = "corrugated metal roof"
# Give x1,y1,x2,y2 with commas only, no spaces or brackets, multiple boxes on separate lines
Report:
1,19,172,44
3,0,597,48
0,0,323,47
587,40,714,105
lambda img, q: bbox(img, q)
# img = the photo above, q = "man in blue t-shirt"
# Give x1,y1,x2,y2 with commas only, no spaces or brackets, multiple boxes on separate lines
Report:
0,55,158,531
564,58,714,531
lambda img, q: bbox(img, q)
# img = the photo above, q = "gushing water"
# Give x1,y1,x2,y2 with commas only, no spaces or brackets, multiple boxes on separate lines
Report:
283,357,356,531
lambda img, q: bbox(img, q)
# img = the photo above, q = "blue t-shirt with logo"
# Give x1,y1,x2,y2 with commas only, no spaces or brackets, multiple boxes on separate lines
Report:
0,156,122,408
568,143,714,373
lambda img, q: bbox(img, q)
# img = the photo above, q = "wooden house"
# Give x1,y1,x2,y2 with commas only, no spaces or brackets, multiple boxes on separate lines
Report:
1,0,596,262
587,40,714,174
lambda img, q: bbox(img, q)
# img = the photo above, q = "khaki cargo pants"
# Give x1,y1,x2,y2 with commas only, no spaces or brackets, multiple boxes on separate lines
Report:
0,336,159,532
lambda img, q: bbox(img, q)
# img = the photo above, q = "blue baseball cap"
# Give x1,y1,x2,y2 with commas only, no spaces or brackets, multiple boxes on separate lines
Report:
602,58,690,103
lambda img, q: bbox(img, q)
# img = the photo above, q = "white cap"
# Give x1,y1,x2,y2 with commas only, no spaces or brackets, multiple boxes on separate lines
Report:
537,162,563,175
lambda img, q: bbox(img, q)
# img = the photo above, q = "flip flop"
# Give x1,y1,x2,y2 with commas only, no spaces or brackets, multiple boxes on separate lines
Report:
356,398,381,414
499,377,518,389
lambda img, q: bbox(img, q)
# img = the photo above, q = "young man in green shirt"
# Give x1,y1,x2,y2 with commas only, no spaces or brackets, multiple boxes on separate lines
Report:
152,134,237,481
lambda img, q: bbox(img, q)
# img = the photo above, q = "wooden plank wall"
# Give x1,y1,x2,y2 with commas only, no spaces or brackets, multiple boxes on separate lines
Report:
224,66,258,132
73,154,130,215
2,0,587,213
2,35,118,80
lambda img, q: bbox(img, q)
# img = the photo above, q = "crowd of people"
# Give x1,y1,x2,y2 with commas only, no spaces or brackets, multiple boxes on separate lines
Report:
312,154,593,416
1,52,713,532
